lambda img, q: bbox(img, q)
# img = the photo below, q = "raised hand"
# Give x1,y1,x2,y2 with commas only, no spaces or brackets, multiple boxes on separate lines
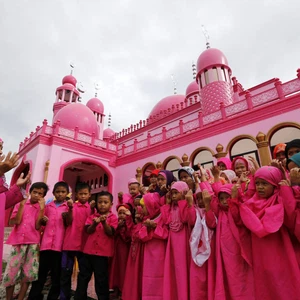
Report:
211,165,220,178
67,199,73,208
16,172,31,187
202,189,212,206
89,200,96,208
99,215,107,223
139,185,147,195
93,217,101,224
39,198,46,210
279,179,291,186
166,192,172,205
0,152,19,176
231,184,240,199
185,189,194,207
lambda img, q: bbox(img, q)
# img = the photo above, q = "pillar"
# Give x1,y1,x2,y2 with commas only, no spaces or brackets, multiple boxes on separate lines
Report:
256,132,271,166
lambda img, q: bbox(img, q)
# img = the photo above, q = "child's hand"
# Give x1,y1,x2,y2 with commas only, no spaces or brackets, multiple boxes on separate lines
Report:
231,184,240,199
118,219,125,226
125,209,131,216
239,172,249,183
16,172,31,188
20,199,27,206
67,199,73,209
39,198,46,210
139,185,146,195
166,192,172,205
40,216,48,225
99,215,107,223
89,200,96,208
93,217,101,224
290,168,300,186
211,166,220,178
144,219,157,229
279,179,291,186
202,190,211,206
148,184,154,191
185,189,194,207
160,184,168,194
193,172,199,182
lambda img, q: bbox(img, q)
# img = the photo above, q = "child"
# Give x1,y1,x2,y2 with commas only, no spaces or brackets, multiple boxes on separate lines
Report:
273,143,286,162
28,181,69,300
239,166,300,300
74,191,118,300
161,181,196,300
285,139,300,159
60,182,94,300
3,182,48,300
138,192,168,300
216,157,232,171
147,169,161,193
109,203,133,298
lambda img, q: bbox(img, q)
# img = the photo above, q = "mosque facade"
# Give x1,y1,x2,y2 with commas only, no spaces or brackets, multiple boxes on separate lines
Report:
7,46,300,219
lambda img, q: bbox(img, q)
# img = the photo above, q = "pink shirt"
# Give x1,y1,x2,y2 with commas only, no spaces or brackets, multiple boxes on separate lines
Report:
83,212,118,257
40,201,68,252
6,200,41,245
63,202,91,251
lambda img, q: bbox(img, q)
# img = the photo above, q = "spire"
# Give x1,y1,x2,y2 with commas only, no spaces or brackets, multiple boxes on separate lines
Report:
94,83,100,97
201,25,210,49
108,112,112,127
171,74,177,95
70,62,75,75
192,62,196,80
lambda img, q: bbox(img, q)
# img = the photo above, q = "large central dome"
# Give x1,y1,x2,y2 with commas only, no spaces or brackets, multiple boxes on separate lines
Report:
53,103,99,135
148,94,186,118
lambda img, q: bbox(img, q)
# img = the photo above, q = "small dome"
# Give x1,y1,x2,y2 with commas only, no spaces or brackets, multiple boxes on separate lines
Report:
185,81,199,96
86,97,104,114
197,48,229,73
62,75,77,86
103,128,115,139
148,94,185,118
53,103,99,135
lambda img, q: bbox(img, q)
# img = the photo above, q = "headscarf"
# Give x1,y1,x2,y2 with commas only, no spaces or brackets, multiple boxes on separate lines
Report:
158,170,177,188
273,143,286,159
287,152,300,170
231,156,249,171
128,178,139,186
150,169,160,177
142,192,161,219
117,203,133,214
218,184,233,197
178,167,195,181
171,181,189,193
220,170,237,184
217,157,232,170
240,166,284,238
285,139,300,158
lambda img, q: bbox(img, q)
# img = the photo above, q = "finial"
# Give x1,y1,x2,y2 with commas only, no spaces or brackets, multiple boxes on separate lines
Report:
77,82,85,93
201,25,210,49
192,61,196,80
70,62,75,75
171,74,177,95
108,112,112,127
94,83,100,97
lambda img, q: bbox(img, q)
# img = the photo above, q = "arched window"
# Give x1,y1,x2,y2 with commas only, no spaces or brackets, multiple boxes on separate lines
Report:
230,138,259,163
192,150,214,170
165,158,181,179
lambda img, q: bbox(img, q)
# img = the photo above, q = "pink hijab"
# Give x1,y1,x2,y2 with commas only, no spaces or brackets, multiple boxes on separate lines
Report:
217,157,232,170
220,170,236,183
240,166,284,238
171,181,189,193
143,192,161,219
231,156,249,171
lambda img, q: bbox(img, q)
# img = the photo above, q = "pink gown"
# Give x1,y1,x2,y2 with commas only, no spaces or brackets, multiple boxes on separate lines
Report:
161,200,196,300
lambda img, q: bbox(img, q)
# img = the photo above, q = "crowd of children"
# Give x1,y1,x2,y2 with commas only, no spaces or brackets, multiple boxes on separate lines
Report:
2,138,300,300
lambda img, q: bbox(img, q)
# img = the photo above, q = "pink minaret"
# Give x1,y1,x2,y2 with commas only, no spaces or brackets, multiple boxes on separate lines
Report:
196,47,234,115
53,74,80,118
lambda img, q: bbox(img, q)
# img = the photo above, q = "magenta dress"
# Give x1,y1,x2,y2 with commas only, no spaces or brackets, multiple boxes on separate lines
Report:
161,200,196,300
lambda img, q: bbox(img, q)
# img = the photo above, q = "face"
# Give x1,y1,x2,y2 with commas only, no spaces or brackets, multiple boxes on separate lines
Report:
288,147,300,158
149,175,157,185
186,177,195,190
235,163,247,177
196,192,204,208
218,192,230,207
30,188,46,204
157,174,166,187
288,161,299,171
76,188,91,204
275,151,286,162
118,207,127,220
179,171,190,183
218,162,227,171
255,178,275,199
129,183,140,197
54,186,68,203
220,173,229,183
97,195,112,214
170,189,183,202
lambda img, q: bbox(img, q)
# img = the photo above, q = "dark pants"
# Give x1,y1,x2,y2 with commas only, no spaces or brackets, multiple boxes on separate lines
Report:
74,254,109,300
28,250,62,300
60,251,84,300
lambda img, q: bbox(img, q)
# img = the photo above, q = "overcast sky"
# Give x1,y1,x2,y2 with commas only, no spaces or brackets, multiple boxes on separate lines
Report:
1,0,300,165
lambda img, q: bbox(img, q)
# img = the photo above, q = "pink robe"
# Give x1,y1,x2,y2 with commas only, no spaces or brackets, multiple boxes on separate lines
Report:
161,200,196,300
189,207,216,300
109,215,133,292
122,222,144,300
138,214,168,300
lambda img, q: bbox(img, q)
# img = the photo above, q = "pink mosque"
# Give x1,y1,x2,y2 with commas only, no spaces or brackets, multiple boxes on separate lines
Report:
6,45,300,222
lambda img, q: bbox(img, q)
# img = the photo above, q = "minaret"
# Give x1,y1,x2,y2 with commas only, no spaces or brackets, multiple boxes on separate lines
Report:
53,64,80,118
195,26,234,115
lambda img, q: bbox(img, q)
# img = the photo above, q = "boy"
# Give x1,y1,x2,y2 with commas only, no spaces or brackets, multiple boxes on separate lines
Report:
60,182,94,300
74,191,118,300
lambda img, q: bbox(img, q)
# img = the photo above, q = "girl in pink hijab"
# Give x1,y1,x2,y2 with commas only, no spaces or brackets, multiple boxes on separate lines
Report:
138,192,168,300
161,181,196,300
239,166,300,300
217,157,232,171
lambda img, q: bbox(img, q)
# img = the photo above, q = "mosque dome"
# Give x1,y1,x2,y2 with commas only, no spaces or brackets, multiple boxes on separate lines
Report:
53,103,99,135
86,97,104,114
148,94,186,118
196,48,229,73
185,81,199,96
103,127,115,139
62,75,77,86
